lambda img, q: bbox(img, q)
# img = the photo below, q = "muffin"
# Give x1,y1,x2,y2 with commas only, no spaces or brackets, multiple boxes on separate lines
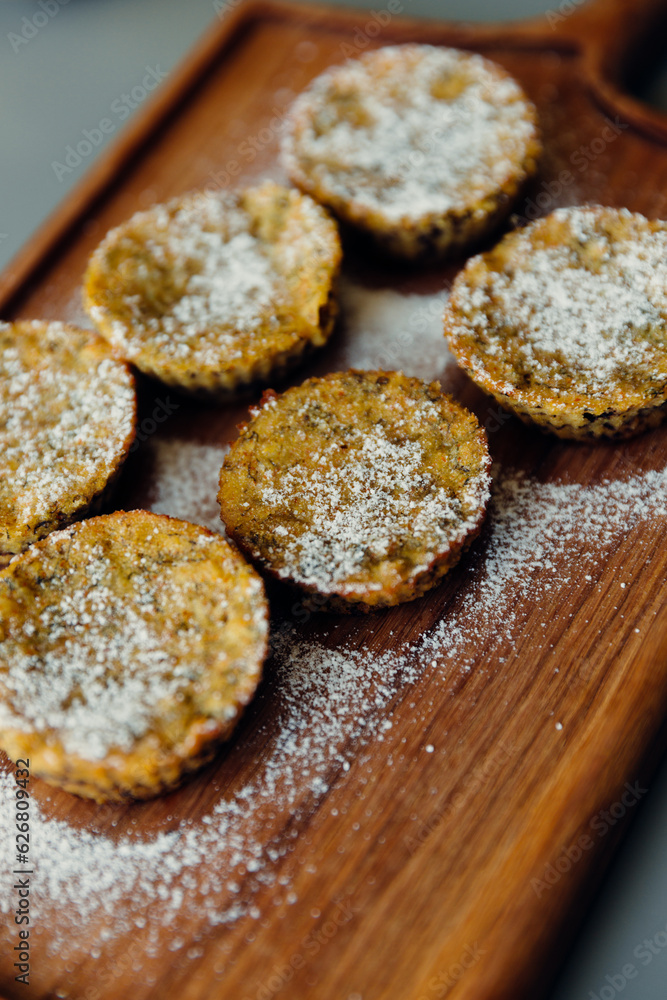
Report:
444,206,667,439
83,181,342,396
0,320,136,565
0,510,269,802
218,370,491,611
282,44,541,258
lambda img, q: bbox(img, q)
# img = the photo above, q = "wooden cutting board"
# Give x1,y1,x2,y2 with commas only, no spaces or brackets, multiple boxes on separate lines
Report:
2,1,667,998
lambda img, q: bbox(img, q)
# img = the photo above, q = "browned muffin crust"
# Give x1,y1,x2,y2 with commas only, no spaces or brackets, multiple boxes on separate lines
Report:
83,181,342,396
218,370,491,611
444,206,667,439
0,320,136,564
0,510,269,802
282,44,541,259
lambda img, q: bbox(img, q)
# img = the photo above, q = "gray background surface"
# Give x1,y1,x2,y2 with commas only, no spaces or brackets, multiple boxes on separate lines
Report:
1,0,666,997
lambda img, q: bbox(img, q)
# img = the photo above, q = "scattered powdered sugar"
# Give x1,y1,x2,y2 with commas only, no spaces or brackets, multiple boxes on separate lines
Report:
419,464,667,664
283,44,537,222
147,438,228,534
2,458,665,961
451,207,667,397
339,279,455,378
0,321,135,528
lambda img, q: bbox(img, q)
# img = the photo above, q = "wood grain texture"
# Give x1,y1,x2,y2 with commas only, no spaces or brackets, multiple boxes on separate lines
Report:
2,1,667,998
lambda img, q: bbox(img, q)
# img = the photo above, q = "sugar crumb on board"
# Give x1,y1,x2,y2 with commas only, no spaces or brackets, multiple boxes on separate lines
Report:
147,438,229,534
1,459,665,972
338,279,455,379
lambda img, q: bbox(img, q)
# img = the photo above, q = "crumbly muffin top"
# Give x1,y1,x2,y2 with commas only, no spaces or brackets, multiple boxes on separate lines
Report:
282,44,539,224
0,511,268,762
444,206,667,413
219,370,490,603
0,320,136,553
83,181,341,374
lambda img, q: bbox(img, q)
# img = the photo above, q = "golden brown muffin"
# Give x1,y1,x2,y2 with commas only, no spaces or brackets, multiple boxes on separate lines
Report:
83,182,342,396
281,44,541,259
0,510,268,802
0,320,136,565
444,206,667,439
218,370,491,611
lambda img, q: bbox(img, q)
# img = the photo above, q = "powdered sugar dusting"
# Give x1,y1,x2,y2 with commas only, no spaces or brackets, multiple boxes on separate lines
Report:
2,459,665,960
87,184,338,373
260,420,489,592
90,194,278,366
451,207,667,398
0,587,190,761
168,230,276,340
283,44,537,222
0,521,259,761
0,321,135,532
